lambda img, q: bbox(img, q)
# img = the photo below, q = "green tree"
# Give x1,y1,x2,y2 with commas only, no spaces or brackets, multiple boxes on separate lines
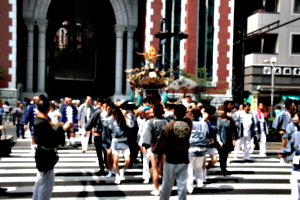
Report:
180,67,214,103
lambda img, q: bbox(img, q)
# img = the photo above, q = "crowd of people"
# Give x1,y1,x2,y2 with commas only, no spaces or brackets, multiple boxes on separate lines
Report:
0,94,299,200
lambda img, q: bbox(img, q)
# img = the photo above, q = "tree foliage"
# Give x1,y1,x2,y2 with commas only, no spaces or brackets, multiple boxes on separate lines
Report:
180,67,214,103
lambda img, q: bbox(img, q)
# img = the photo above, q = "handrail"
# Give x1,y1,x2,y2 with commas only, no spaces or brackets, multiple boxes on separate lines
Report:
246,20,279,38
244,17,300,40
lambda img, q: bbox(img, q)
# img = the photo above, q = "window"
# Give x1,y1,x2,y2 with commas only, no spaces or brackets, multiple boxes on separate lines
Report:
294,0,300,13
292,34,300,54
163,0,182,79
197,0,214,78
262,34,278,53
264,0,279,13
60,29,65,45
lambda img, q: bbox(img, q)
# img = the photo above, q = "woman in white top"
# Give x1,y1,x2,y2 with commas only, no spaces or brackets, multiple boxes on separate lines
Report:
107,106,134,184
48,103,61,126
3,101,11,124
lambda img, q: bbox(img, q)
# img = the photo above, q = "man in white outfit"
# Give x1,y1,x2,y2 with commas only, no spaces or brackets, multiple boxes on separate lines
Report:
234,103,256,160
78,96,95,152
136,106,151,184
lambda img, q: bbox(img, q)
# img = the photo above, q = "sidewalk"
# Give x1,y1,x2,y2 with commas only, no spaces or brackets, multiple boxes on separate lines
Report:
1,124,16,139
1,123,90,151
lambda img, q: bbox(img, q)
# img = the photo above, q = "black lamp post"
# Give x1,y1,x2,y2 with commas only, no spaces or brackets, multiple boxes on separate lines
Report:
176,31,189,40
155,29,188,72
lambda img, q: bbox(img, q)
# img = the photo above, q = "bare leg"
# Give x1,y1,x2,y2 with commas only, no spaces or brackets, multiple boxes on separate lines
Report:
31,136,36,145
113,153,121,184
105,149,114,178
106,149,113,170
150,153,159,191
206,154,217,170
113,154,119,174
281,138,287,150
202,156,206,170
158,154,165,176
123,155,130,170
30,136,36,154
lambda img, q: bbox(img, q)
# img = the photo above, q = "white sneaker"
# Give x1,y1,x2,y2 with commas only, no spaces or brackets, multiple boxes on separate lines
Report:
115,174,121,184
114,178,121,184
187,188,193,194
143,178,149,184
30,145,36,155
111,169,115,174
196,179,203,188
150,189,160,196
106,170,113,178
280,157,287,165
203,169,207,182
120,169,125,181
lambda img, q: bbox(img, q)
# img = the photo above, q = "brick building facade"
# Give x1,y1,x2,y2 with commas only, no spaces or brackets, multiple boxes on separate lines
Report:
0,0,235,106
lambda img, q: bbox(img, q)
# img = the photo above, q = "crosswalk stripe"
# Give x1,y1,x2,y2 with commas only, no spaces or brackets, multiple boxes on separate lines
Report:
0,156,284,162
4,182,292,194
0,174,292,183
0,139,293,199
0,195,292,200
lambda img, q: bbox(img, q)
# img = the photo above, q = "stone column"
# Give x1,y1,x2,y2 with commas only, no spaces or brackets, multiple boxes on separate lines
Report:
125,26,136,96
36,20,48,94
114,25,125,96
24,20,35,93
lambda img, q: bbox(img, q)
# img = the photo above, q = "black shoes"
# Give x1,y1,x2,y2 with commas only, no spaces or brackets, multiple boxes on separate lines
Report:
96,169,106,176
0,188,7,193
221,170,231,176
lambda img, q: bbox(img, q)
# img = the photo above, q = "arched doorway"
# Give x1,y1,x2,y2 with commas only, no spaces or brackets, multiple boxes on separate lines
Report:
46,0,116,99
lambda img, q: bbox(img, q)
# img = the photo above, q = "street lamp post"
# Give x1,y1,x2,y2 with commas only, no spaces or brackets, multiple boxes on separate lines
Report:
270,57,277,118
155,30,188,72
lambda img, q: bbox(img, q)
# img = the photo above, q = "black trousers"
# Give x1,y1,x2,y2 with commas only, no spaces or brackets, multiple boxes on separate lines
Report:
94,136,105,170
218,144,229,174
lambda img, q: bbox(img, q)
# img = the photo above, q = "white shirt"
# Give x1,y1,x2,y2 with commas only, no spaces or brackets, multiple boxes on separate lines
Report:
48,109,61,122
66,106,73,122
137,118,148,146
3,105,10,112
86,106,91,121
241,111,253,137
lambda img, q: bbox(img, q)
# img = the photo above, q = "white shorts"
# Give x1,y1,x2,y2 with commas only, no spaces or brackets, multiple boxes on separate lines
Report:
207,147,217,155
112,148,130,157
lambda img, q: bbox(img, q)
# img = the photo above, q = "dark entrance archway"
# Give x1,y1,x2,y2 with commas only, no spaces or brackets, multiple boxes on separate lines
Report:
46,0,116,100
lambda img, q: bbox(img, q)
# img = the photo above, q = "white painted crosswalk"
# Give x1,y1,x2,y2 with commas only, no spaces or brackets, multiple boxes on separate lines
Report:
0,136,293,200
